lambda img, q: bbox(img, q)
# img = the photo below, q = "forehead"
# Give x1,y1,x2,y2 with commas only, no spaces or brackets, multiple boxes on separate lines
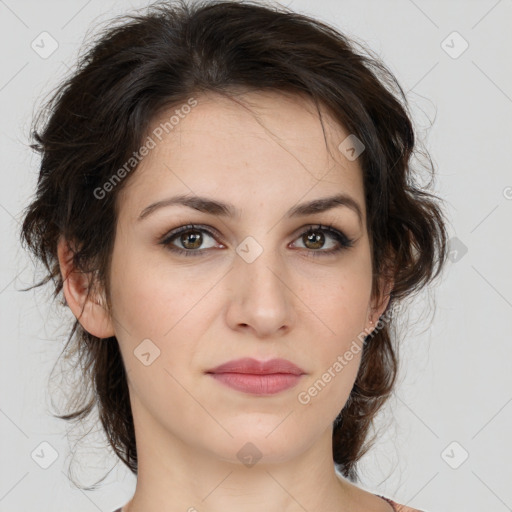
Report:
118,90,365,222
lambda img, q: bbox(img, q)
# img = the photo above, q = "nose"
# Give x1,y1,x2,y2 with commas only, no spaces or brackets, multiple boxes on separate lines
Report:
224,242,296,339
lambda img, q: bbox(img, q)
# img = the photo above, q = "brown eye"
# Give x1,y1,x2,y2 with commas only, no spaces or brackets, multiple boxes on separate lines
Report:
302,229,326,250
160,224,220,256
178,229,203,250
291,225,354,257
159,223,355,259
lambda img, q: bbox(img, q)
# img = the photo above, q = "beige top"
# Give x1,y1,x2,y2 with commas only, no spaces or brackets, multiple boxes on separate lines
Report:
379,495,425,511
113,496,425,512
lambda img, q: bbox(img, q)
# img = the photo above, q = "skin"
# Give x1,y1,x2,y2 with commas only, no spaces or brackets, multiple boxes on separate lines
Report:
58,90,394,512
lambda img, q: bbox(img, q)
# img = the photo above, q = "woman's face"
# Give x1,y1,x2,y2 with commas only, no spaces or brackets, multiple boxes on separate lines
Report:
106,90,384,466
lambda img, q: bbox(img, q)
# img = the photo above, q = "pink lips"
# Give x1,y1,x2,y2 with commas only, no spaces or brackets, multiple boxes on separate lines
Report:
206,357,306,395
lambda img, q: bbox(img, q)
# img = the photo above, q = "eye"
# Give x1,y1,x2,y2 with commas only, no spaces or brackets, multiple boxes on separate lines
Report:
159,223,355,258
290,224,355,258
159,224,221,257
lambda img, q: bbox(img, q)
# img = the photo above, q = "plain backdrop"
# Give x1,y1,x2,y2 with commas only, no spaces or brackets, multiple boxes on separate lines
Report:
1,0,511,511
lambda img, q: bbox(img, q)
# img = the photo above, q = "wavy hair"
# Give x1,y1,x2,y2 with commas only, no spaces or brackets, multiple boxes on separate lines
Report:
20,0,449,485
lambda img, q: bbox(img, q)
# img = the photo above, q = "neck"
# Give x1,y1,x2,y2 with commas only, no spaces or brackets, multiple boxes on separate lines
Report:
122,423,355,512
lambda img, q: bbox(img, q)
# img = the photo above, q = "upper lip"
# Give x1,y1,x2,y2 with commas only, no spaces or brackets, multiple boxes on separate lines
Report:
206,357,306,375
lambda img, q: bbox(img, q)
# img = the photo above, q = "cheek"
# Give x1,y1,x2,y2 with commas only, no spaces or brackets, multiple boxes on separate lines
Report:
294,349,362,436
296,260,372,406
108,246,214,384
108,240,195,338
299,256,373,341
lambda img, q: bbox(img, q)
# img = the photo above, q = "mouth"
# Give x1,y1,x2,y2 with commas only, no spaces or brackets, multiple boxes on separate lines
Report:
206,372,304,395
205,358,306,395
206,357,305,375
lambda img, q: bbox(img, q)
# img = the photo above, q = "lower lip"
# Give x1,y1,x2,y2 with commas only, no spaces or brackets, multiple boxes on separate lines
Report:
207,372,303,395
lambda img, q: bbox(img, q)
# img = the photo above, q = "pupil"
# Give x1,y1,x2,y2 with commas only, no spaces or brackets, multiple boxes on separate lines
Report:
182,231,202,249
305,230,323,249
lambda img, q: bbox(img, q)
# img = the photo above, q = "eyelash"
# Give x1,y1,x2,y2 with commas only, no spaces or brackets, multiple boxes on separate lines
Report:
158,223,355,259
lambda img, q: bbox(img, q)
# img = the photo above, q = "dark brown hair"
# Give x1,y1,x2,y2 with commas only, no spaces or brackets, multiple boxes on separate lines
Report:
20,0,449,485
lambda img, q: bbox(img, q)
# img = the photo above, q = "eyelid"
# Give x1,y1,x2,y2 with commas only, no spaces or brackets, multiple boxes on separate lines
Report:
158,222,356,258
158,223,222,247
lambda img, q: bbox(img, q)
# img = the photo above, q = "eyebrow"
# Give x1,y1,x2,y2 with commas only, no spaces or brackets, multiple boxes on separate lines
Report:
138,193,363,226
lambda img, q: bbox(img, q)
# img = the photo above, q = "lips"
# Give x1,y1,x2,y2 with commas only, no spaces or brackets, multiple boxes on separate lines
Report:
206,357,306,376
206,358,306,395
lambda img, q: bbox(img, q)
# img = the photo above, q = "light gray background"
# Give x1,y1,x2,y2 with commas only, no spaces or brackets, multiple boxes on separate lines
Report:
1,0,511,511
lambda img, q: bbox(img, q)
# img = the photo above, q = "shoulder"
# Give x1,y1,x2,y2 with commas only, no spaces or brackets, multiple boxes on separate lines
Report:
378,496,425,512
334,475,425,512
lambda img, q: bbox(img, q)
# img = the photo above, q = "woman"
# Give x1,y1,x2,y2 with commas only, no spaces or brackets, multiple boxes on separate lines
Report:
20,1,449,511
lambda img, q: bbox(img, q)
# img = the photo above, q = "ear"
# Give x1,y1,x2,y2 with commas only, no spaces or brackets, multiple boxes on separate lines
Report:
57,236,115,339
367,276,394,333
